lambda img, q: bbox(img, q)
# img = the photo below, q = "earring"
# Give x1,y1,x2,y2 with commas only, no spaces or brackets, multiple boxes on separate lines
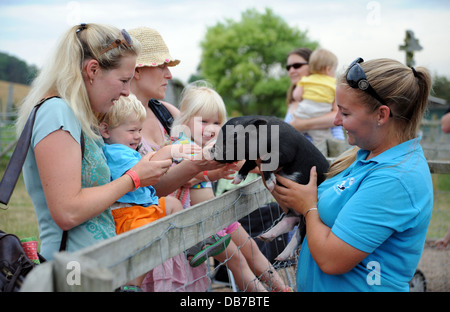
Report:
90,79,93,85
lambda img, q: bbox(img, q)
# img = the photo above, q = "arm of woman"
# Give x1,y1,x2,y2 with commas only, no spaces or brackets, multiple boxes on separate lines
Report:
35,129,171,231
289,101,338,132
153,159,225,197
271,167,368,275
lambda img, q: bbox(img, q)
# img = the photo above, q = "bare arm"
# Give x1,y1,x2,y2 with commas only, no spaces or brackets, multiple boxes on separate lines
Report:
289,101,338,132
441,112,450,133
153,158,225,197
35,129,172,231
292,85,303,103
271,168,368,275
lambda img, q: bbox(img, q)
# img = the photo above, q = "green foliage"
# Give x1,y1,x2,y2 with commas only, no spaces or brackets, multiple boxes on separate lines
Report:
432,74,450,103
199,8,318,117
0,52,38,85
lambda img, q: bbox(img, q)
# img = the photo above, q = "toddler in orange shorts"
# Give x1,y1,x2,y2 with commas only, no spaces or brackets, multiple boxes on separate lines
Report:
99,94,231,283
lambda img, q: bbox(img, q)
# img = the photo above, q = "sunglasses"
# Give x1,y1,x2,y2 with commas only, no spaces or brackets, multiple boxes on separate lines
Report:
346,57,388,109
286,62,308,71
99,29,133,55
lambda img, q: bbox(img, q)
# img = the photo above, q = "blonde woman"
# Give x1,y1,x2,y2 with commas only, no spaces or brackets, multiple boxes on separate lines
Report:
17,24,172,261
272,58,433,291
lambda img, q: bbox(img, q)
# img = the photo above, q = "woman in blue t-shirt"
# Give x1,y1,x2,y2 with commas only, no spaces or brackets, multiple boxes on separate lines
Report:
16,24,174,261
272,58,433,291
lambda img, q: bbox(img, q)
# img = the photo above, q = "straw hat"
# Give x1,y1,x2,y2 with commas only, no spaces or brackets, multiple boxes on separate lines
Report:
128,26,180,68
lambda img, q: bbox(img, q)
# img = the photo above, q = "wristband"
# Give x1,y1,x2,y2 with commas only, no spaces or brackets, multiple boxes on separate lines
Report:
203,171,211,182
304,207,318,218
125,170,140,190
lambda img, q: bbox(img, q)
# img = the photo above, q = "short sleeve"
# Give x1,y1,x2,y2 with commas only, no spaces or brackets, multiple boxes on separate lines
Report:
331,174,418,253
32,97,82,148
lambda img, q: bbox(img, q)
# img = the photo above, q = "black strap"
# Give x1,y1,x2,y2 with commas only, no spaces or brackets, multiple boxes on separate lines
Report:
59,230,68,252
0,97,52,206
147,99,174,135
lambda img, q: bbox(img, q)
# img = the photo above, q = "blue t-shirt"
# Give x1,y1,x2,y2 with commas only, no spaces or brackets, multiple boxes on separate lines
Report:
297,138,433,292
102,144,159,206
23,98,116,260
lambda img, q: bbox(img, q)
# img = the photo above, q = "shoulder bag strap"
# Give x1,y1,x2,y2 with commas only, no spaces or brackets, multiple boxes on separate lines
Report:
147,99,174,135
0,99,46,208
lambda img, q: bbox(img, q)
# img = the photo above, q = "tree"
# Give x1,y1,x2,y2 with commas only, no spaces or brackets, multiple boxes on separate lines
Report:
432,74,450,103
199,8,318,117
0,52,38,85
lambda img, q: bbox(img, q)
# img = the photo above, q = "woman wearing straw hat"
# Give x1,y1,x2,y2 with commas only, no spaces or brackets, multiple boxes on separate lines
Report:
128,26,227,292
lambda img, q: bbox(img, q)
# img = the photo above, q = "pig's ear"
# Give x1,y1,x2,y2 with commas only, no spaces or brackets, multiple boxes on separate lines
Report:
250,118,268,127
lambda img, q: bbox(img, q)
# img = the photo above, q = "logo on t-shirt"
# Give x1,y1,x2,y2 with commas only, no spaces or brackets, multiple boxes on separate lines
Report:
334,177,355,194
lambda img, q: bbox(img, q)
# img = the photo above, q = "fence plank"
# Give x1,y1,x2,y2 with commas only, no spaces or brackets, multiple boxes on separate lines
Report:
53,252,114,292
428,159,450,174
20,261,54,292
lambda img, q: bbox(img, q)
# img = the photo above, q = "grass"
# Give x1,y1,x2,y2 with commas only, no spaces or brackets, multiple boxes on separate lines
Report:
1,159,449,247
0,170,39,240
429,174,450,239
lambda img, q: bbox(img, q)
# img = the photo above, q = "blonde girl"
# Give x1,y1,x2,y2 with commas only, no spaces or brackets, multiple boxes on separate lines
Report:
171,81,290,292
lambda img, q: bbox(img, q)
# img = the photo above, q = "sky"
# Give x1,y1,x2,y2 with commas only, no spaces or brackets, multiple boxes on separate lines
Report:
1,0,450,85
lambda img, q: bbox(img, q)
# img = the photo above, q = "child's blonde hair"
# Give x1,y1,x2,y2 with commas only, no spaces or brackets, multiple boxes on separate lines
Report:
171,81,227,135
100,94,146,128
309,48,338,75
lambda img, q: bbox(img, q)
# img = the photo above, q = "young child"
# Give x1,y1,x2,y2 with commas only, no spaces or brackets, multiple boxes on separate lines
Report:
99,94,230,284
171,81,290,291
291,48,344,155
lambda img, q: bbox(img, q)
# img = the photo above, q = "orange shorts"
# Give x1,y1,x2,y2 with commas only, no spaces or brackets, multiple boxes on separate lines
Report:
112,197,166,234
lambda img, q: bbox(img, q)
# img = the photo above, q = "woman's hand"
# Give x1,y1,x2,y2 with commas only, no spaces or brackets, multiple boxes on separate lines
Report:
131,152,173,187
271,166,318,216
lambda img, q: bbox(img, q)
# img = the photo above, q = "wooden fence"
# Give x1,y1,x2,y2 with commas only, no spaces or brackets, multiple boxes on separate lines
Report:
20,159,450,292
21,177,273,292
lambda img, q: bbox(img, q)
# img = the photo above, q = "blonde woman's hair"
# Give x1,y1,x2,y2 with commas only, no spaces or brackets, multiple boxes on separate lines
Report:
16,23,141,139
308,48,338,75
171,81,227,136
327,58,431,178
99,94,146,128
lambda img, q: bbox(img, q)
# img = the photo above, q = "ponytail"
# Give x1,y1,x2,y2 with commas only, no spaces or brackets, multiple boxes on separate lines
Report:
328,58,431,178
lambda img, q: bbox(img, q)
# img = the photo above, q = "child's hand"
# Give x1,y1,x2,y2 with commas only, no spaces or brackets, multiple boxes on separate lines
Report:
205,162,239,181
221,163,239,180
171,143,202,160
200,140,216,161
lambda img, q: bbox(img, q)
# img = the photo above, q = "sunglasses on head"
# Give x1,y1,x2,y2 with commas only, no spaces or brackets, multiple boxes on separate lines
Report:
286,62,308,71
346,58,390,112
99,29,133,55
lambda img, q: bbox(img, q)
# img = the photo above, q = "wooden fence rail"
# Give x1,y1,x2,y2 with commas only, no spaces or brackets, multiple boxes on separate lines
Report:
20,159,450,292
21,177,272,292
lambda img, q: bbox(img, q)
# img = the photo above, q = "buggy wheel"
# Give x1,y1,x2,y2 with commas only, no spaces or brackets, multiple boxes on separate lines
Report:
409,269,427,292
